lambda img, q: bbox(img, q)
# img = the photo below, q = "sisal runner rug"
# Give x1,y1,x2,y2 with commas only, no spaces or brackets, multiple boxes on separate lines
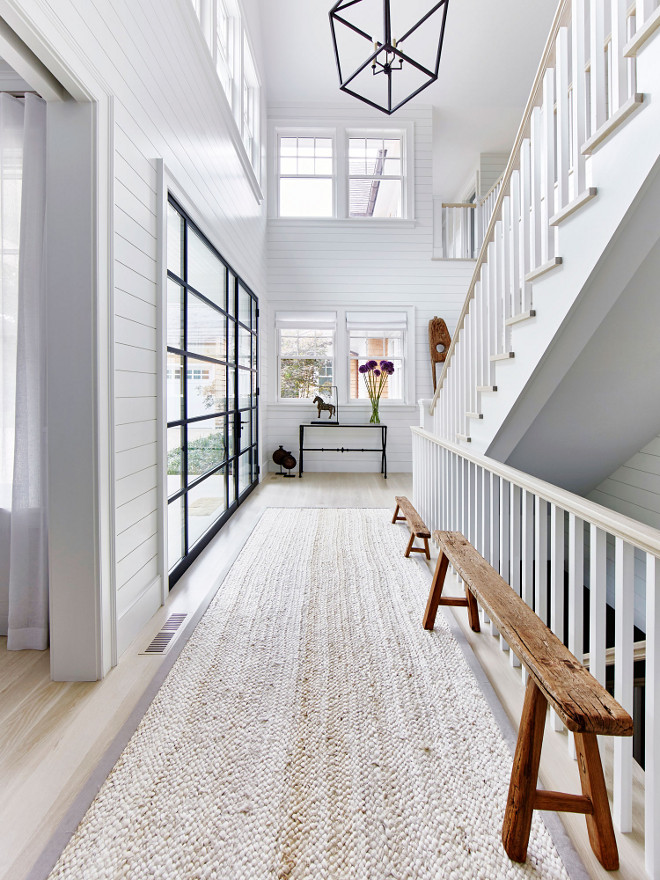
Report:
49,509,573,880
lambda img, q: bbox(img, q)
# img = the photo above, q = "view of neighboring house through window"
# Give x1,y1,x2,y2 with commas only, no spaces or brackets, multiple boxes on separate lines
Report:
346,311,407,401
167,197,259,585
348,136,403,218
349,330,404,400
278,136,334,218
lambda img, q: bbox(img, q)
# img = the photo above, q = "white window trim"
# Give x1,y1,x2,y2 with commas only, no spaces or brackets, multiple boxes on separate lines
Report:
272,306,415,407
269,119,415,222
343,308,415,407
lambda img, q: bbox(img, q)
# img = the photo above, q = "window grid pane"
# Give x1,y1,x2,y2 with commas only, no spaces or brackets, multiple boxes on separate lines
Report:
279,136,334,178
348,135,403,218
167,198,259,585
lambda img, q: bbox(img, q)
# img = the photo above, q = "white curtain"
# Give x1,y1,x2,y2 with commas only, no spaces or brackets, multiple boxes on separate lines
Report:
0,93,48,650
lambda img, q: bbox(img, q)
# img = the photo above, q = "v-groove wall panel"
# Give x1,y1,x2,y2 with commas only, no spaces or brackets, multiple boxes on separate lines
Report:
16,0,267,664
266,105,472,473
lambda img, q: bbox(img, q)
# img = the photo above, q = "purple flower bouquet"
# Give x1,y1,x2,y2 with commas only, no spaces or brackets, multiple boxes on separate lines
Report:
358,359,395,423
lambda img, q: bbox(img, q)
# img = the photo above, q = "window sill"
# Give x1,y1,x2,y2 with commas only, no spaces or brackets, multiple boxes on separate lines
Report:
268,217,417,229
272,400,416,408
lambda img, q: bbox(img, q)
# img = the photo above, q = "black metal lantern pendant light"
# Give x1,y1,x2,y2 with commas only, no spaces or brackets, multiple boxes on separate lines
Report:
329,0,449,115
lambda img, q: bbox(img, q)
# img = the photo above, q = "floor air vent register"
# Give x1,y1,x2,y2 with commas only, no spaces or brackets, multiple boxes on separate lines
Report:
139,613,188,656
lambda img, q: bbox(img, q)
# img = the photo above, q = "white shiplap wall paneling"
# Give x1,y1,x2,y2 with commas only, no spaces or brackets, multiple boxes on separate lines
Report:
266,106,473,473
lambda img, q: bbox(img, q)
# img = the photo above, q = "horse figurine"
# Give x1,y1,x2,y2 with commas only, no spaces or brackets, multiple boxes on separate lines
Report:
313,395,336,420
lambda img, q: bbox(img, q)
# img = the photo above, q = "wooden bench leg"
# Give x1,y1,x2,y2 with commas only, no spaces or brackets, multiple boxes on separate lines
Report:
502,678,547,863
574,733,619,870
423,552,449,629
404,532,415,558
465,586,481,633
391,504,400,524
423,536,430,560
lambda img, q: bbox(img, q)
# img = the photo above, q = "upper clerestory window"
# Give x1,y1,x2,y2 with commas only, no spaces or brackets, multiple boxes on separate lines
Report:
273,124,411,221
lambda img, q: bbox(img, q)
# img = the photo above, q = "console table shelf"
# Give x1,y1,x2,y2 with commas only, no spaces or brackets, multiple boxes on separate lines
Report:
298,423,387,478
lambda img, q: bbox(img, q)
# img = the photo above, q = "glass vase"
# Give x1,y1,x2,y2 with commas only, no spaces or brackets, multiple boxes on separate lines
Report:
369,398,380,424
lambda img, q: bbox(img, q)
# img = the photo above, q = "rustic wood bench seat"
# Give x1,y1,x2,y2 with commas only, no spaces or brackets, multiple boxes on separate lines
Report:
423,530,634,871
392,496,431,559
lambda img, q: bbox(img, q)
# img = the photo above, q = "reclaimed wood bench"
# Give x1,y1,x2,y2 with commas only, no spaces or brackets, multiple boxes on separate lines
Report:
392,496,431,559
423,530,633,871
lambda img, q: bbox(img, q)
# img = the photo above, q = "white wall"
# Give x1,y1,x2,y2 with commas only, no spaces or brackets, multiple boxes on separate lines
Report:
587,433,660,634
7,0,267,665
479,152,508,199
589,434,660,532
264,104,473,474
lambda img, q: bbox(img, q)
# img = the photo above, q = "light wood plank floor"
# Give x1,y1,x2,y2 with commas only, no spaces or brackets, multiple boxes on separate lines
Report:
0,472,411,880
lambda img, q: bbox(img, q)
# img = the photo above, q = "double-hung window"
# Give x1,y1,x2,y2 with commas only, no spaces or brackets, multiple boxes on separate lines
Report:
274,124,410,219
274,310,412,404
348,136,403,218
278,136,334,218
276,313,336,399
347,312,407,402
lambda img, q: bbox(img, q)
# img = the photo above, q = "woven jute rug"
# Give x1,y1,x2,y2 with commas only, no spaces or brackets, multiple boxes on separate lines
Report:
49,508,571,880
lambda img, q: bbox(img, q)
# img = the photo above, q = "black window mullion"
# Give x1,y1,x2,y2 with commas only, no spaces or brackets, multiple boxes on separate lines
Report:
167,195,259,587
182,215,189,558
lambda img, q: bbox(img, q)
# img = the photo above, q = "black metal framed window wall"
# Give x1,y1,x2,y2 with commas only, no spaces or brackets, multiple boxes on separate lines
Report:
166,196,259,587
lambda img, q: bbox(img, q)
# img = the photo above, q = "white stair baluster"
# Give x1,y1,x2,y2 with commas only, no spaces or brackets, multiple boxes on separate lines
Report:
509,170,521,318
589,525,607,688
572,0,588,192
519,138,533,312
490,473,500,637
555,27,570,212
589,0,607,129
610,0,629,116
568,513,584,757
613,536,634,832
529,107,543,272
541,68,556,263
534,497,549,624
550,504,566,731
499,478,511,651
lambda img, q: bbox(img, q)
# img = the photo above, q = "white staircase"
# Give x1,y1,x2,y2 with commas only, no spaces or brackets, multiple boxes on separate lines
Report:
420,3,660,877
429,0,660,479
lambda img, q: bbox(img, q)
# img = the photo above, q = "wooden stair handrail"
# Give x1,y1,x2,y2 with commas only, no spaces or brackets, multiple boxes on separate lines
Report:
412,426,660,560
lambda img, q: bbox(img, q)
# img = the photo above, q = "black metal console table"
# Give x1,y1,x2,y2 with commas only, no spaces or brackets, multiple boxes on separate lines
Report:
298,423,387,478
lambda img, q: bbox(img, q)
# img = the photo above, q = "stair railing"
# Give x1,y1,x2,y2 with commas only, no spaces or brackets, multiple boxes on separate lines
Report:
429,0,654,441
437,175,504,260
412,426,660,877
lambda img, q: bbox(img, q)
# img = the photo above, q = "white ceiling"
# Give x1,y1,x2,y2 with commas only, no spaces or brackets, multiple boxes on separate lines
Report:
254,0,558,195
